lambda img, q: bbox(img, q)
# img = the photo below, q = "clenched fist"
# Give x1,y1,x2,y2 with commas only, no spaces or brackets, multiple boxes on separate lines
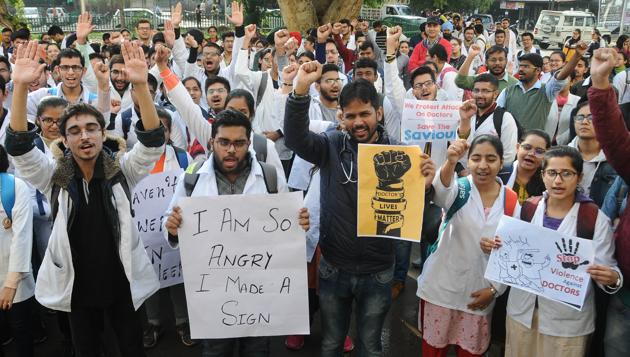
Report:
374,150,412,185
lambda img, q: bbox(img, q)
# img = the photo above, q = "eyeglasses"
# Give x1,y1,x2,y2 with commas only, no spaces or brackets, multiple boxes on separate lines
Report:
215,138,249,150
574,114,593,123
40,117,61,126
59,65,83,72
207,88,227,95
520,143,546,157
204,51,221,58
543,169,578,180
472,88,495,95
413,80,435,89
66,125,101,138
323,78,342,85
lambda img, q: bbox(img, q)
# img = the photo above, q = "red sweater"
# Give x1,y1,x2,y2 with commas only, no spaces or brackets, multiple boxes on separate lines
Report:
589,86,630,279
408,37,452,73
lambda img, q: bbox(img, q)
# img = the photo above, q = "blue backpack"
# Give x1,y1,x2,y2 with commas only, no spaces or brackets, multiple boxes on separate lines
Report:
0,173,15,221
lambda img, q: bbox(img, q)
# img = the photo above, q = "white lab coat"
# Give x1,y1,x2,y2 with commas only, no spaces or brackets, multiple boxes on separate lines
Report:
417,172,519,316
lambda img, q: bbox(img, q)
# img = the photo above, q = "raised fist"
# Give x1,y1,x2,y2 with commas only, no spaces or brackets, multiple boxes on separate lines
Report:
373,151,412,185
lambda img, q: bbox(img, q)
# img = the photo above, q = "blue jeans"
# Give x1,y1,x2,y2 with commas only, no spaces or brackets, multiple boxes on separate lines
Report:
604,293,630,355
318,257,393,357
201,337,269,357
394,240,411,283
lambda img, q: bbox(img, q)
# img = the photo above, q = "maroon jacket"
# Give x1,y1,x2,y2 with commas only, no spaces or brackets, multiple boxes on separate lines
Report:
589,86,630,279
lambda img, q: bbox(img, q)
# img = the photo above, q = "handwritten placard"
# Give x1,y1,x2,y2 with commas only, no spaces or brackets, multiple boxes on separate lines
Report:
177,192,310,339
132,170,184,289
401,99,461,144
485,216,594,311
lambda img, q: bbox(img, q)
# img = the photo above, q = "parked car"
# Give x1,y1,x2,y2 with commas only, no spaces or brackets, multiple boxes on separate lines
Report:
23,7,39,21
534,10,612,49
46,7,69,25
467,14,494,33
112,8,163,29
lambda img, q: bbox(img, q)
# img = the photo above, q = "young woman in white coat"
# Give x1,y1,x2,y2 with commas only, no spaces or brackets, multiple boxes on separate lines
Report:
417,135,519,357
486,146,622,356
0,144,35,357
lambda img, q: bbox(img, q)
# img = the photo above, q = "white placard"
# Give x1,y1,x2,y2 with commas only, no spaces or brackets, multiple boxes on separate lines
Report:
177,192,310,339
485,216,594,311
401,99,461,144
132,170,184,289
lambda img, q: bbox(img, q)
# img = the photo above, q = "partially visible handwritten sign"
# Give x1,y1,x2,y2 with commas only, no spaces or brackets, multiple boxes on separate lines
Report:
177,192,310,339
132,170,183,289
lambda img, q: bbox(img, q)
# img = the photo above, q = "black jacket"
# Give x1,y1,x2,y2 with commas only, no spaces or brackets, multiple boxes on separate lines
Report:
284,93,429,274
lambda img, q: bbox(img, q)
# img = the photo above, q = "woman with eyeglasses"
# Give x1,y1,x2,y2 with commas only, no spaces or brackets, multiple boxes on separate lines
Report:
418,136,519,357
486,146,622,357
499,129,550,204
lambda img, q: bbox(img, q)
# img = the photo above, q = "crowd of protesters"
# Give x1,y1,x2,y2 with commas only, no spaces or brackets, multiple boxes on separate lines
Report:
0,3,630,357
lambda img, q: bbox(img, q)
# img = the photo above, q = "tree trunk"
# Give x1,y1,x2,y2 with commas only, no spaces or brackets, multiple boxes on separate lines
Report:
0,1,12,30
277,0,363,32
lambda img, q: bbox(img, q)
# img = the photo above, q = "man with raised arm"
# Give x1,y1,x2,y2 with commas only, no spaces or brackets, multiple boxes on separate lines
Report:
5,41,164,357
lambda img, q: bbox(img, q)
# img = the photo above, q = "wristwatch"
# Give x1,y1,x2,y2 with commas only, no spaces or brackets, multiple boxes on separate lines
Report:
290,91,309,100
489,286,499,298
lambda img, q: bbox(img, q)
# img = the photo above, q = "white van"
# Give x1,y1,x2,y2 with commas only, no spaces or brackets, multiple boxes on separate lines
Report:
534,10,612,49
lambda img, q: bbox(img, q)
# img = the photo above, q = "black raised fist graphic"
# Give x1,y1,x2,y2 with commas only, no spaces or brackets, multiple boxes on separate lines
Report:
373,150,412,185
555,238,590,270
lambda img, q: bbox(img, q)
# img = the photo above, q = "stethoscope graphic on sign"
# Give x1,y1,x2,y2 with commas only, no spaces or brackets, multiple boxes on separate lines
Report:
339,133,357,185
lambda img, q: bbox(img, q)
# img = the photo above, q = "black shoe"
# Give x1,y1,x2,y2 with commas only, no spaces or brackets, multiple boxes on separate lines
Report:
411,256,423,269
142,324,162,349
176,323,198,347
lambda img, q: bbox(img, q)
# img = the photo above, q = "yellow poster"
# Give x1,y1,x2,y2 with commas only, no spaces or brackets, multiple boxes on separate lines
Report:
357,144,425,242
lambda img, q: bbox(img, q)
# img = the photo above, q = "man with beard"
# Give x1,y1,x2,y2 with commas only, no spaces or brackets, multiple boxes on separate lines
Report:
315,25,350,84
308,64,342,123
284,60,436,356
7,40,164,357
497,43,586,131
108,55,132,111
26,49,101,121
490,18,517,62
408,16,452,72
184,1,244,96
455,44,518,92
457,74,518,162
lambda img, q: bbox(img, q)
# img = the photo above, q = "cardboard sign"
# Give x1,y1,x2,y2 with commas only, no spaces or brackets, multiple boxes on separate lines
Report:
177,192,310,339
132,170,184,289
485,216,594,310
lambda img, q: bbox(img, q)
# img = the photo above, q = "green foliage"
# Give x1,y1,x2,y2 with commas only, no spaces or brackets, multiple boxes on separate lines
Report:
242,0,264,26
364,0,385,7
1,0,28,29
409,0,494,12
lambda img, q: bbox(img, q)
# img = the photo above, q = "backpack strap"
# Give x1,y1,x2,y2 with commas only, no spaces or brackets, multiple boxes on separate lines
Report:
253,134,267,163
121,108,133,140
520,195,543,222
184,160,203,197
34,136,46,153
173,146,189,170
0,173,15,221
428,177,471,255
258,161,278,194
576,202,599,240
503,187,518,217
493,107,505,138
47,87,58,96
256,72,269,107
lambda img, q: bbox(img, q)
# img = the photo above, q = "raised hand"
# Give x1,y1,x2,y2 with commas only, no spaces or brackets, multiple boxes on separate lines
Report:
374,150,412,185
282,63,299,83
121,41,148,85
154,44,171,71
446,139,470,165
284,37,297,56
274,29,290,48
11,41,47,86
574,40,588,56
227,1,244,27
185,34,199,49
419,153,436,190
590,47,617,81
93,61,110,90
332,22,342,35
170,2,183,28
110,31,122,44
317,24,331,43
76,12,96,45
164,20,176,48
294,61,322,95
386,26,402,55
469,43,482,58
459,99,477,120
244,24,257,42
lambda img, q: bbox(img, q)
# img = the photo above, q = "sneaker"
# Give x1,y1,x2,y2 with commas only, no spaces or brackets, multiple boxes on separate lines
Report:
391,281,405,299
142,324,162,349
343,335,354,353
285,335,305,350
176,323,198,347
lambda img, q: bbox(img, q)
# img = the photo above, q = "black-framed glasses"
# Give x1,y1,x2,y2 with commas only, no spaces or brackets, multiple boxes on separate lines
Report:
574,114,593,123
543,169,578,180
520,143,546,157
215,138,249,150
413,80,435,89
59,65,83,72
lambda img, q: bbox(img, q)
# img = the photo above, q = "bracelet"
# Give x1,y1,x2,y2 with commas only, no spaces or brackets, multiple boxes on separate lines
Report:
489,286,499,298
386,55,396,63
283,82,293,86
